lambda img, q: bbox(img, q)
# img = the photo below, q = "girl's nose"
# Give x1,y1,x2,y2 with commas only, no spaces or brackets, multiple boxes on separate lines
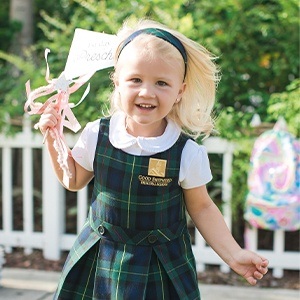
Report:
138,85,156,98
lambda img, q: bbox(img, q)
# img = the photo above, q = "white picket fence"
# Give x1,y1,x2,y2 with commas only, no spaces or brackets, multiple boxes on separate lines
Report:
0,115,299,278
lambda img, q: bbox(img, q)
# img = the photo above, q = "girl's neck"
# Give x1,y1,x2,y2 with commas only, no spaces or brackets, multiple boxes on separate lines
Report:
125,118,167,138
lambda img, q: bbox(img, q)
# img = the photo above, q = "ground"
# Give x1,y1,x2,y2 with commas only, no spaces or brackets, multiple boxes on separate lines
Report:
3,248,299,290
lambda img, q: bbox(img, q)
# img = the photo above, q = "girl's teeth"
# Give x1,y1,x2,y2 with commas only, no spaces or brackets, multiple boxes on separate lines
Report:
139,104,153,108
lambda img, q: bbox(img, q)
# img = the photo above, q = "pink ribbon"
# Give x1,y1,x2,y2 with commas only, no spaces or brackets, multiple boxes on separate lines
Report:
24,49,94,182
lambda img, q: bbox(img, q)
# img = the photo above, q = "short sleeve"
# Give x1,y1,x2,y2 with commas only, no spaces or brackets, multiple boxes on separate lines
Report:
179,139,213,189
71,120,100,172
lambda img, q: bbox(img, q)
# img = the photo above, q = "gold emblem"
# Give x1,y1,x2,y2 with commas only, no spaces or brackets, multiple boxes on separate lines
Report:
148,158,167,177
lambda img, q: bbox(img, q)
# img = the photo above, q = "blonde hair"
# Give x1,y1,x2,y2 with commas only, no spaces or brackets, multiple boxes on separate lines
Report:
109,19,220,139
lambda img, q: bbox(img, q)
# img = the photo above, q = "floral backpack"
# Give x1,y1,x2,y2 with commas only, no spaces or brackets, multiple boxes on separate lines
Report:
244,118,300,231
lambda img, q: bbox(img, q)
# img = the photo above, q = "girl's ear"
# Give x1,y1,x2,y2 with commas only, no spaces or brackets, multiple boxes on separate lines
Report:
112,71,119,88
176,82,186,102
113,78,119,88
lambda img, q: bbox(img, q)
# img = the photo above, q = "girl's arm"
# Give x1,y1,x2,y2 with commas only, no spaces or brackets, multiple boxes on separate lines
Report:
39,106,94,191
183,185,268,285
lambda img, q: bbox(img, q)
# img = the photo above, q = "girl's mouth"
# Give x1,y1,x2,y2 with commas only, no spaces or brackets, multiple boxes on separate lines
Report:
137,104,156,109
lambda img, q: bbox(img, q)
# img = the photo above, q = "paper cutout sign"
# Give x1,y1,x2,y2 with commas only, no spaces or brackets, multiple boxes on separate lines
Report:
25,28,118,185
64,28,117,80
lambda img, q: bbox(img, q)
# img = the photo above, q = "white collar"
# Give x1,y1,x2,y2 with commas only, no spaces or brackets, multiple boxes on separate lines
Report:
109,111,181,154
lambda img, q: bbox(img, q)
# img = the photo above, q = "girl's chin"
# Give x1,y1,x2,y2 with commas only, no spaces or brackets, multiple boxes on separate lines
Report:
126,117,166,137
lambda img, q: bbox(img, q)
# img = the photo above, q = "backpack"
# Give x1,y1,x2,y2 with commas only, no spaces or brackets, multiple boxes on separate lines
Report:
244,118,300,231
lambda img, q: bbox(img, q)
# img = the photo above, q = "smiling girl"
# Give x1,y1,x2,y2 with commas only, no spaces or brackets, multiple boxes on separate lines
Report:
39,19,268,300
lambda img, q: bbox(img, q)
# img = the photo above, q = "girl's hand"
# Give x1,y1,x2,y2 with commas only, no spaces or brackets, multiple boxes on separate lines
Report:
229,249,269,285
38,105,60,135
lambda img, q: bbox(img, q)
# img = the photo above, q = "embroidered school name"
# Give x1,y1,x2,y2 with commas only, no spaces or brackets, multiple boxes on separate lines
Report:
138,175,172,186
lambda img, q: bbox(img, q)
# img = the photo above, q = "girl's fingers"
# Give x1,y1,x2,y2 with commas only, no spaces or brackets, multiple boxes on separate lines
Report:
261,266,268,275
39,110,59,134
254,270,264,280
42,128,50,144
262,258,269,268
247,276,257,286
257,258,269,274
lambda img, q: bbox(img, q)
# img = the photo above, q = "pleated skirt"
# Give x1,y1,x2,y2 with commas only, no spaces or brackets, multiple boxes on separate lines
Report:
57,241,180,300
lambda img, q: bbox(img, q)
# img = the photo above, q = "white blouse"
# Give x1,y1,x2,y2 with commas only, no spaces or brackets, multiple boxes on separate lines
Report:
71,112,212,189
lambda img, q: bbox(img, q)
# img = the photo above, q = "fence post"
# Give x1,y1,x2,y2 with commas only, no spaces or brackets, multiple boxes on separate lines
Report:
77,187,88,233
273,229,285,278
42,146,65,260
220,148,233,273
194,230,207,272
2,147,12,254
244,226,258,251
22,115,34,255
0,246,5,285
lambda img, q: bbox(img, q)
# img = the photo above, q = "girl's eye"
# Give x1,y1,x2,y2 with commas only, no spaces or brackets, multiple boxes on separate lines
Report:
131,78,142,83
157,81,168,86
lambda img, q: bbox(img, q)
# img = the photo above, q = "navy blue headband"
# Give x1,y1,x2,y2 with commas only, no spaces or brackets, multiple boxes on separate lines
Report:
118,28,188,78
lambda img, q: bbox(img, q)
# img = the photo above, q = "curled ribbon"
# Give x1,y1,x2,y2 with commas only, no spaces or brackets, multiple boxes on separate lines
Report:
24,48,94,185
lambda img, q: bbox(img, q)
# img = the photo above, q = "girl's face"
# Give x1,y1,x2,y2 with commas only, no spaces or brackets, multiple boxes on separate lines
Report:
114,41,186,137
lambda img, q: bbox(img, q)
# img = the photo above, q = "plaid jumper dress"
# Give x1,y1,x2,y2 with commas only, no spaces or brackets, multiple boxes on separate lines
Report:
55,118,201,300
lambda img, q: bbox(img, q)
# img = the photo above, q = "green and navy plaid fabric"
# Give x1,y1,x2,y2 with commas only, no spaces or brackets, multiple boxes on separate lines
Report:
90,118,188,230
55,118,201,299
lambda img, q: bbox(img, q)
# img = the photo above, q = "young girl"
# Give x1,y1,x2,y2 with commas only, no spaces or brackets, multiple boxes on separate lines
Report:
39,19,268,299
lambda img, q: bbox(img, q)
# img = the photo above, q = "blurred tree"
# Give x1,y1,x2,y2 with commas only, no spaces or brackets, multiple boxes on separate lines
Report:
0,0,21,128
183,0,299,119
0,1,21,52
9,0,33,54
267,79,300,136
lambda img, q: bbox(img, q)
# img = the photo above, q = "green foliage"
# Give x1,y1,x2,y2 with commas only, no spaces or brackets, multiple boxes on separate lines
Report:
184,0,299,118
0,50,43,133
215,107,255,140
267,79,300,137
0,0,22,52
230,139,254,220
0,0,24,132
